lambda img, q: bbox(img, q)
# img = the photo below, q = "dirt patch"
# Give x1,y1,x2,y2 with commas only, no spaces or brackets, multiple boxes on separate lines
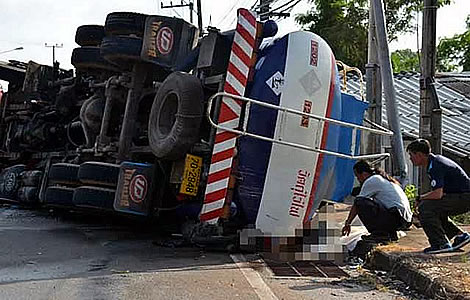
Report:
372,246,470,299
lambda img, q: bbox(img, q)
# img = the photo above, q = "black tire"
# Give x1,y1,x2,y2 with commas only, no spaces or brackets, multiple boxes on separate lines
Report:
78,162,120,187
48,163,80,186
18,187,39,204
148,72,204,160
100,36,143,66
45,186,75,207
104,12,147,37
75,25,105,47
71,47,120,72
21,170,43,187
0,164,26,200
73,186,115,210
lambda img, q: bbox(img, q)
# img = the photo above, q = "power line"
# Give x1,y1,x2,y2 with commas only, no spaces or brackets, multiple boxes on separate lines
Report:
172,8,183,18
215,1,240,28
258,0,302,18
278,0,303,13
220,0,256,28
252,0,277,10
250,0,259,10
181,0,197,14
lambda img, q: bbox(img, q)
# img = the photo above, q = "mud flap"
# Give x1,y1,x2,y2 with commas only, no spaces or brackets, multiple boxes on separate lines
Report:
114,162,155,216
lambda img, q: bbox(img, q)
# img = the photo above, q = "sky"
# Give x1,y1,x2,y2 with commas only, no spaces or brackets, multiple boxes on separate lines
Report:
0,0,469,74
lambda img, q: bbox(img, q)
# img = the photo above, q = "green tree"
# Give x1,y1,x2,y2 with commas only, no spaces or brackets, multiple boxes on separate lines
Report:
296,0,451,71
295,0,368,71
391,49,420,73
437,15,470,72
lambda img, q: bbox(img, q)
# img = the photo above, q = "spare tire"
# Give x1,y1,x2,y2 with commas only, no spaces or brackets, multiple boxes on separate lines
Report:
148,72,203,160
78,162,120,187
71,47,120,72
48,163,80,186
45,186,75,207
75,25,105,47
0,165,26,200
73,186,115,210
100,36,143,67
104,12,147,37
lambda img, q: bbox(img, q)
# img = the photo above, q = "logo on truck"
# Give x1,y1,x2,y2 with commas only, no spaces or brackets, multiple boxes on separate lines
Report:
129,174,148,203
310,40,319,67
289,169,311,218
266,71,285,96
301,100,312,128
156,27,174,55
146,21,163,58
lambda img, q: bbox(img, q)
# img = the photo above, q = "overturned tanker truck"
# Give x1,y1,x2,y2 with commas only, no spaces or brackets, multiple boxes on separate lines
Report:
0,8,392,245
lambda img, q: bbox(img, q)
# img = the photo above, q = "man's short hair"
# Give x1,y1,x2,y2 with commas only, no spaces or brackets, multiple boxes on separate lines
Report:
406,139,431,154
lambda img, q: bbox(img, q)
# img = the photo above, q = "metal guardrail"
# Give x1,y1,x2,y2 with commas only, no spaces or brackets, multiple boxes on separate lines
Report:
207,92,393,160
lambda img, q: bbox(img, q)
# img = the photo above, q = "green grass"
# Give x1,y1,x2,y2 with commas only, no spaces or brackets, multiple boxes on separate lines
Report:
451,213,470,225
405,184,470,224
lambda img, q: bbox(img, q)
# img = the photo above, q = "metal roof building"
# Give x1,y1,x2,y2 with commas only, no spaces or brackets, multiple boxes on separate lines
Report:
344,72,470,159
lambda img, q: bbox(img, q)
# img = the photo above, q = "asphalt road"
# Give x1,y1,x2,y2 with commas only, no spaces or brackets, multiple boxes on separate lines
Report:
0,205,420,300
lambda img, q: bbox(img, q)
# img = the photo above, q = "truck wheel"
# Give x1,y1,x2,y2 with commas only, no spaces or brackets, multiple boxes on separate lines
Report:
48,163,80,186
71,47,120,72
44,186,75,207
100,36,143,66
148,72,203,160
104,12,147,37
78,162,120,187
75,25,105,47
21,170,43,187
18,187,39,204
0,164,26,200
73,186,115,210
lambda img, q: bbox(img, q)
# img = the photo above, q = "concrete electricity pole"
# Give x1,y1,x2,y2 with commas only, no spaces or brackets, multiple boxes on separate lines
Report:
161,0,203,35
260,0,270,21
45,43,63,84
366,2,383,156
196,0,203,36
161,0,194,23
370,0,408,185
419,0,442,192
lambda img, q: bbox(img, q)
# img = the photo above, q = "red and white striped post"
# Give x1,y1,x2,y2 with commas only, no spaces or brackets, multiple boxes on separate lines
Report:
199,9,259,224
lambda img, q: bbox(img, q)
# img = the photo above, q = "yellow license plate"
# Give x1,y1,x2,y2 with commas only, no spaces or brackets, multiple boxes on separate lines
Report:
180,154,203,196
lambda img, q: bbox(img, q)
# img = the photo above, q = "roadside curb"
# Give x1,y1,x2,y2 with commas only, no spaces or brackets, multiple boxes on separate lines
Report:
369,249,470,300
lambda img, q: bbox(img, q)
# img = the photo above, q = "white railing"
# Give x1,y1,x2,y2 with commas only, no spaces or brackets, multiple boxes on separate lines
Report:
207,92,394,160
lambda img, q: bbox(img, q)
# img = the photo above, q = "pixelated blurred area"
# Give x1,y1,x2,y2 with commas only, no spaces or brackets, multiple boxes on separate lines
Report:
240,202,347,264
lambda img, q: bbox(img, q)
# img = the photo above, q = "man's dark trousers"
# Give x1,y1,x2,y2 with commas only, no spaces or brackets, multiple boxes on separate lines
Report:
418,193,470,247
355,197,403,236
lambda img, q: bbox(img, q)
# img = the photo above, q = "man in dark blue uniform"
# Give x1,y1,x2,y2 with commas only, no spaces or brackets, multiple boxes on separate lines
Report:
407,139,470,254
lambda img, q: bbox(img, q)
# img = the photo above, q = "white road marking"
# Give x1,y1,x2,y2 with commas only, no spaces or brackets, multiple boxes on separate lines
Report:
230,254,279,300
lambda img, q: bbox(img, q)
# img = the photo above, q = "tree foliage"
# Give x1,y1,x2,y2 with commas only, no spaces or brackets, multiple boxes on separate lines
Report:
391,49,420,73
436,16,470,72
295,0,451,71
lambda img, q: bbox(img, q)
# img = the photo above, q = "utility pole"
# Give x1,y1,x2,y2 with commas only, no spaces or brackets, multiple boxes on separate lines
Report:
161,0,203,35
370,0,408,185
260,0,270,21
161,0,194,24
419,0,442,192
257,0,289,21
366,1,382,156
196,0,203,36
45,43,63,85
